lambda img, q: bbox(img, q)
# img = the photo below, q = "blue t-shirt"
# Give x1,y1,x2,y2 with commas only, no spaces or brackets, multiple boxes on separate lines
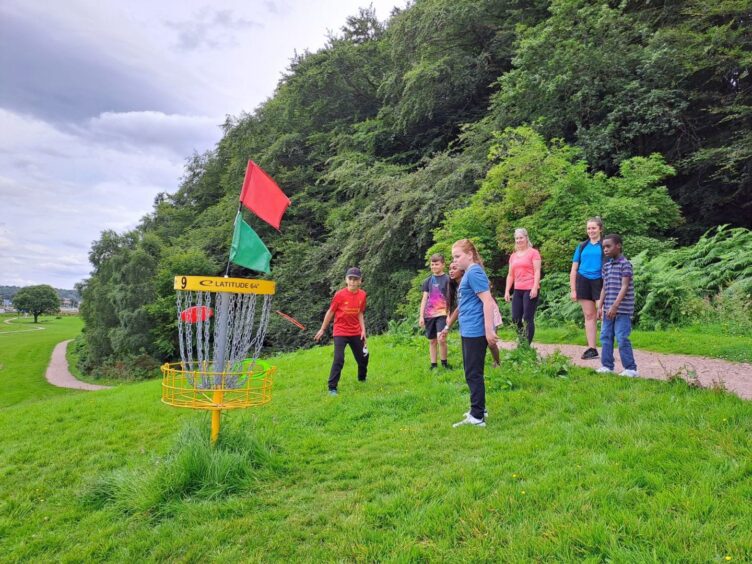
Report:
572,240,603,280
457,264,490,338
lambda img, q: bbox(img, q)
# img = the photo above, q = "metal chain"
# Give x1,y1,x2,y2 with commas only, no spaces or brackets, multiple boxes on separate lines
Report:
250,295,273,361
174,287,273,388
176,291,186,367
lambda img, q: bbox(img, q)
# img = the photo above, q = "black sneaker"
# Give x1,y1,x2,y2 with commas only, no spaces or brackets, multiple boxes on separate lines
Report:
581,347,599,360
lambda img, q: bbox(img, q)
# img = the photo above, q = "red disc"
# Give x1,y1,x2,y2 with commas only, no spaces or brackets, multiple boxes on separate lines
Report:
180,305,214,323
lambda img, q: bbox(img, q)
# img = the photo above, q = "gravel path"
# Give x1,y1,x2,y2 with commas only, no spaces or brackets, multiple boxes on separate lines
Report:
45,340,110,391
497,341,752,400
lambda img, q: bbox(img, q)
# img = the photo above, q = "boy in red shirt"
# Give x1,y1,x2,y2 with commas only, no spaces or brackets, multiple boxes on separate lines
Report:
314,267,368,395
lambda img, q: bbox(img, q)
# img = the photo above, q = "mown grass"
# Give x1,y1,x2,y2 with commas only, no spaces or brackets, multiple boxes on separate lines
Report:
498,322,752,363
1,332,750,561
0,314,84,408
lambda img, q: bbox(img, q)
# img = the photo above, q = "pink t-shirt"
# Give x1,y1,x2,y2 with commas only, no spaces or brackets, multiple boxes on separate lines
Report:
508,248,541,291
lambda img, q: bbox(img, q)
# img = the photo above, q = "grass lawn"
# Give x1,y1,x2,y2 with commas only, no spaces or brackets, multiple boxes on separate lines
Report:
1,332,750,561
0,315,84,408
499,323,752,364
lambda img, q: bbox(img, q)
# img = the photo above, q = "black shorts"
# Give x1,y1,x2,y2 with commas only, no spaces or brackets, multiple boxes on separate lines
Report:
424,316,447,339
576,274,603,302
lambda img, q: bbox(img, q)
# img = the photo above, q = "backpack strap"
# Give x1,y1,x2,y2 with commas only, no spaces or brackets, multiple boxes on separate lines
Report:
579,239,605,261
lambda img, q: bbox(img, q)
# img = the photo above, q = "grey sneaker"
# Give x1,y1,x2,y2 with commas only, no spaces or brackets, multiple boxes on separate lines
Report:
620,369,638,378
328,389,338,396
596,366,612,374
453,414,486,428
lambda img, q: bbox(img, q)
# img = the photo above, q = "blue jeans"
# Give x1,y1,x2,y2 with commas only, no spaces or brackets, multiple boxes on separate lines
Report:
600,314,636,371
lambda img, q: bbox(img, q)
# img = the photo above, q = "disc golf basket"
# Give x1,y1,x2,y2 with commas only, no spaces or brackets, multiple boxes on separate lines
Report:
161,275,276,443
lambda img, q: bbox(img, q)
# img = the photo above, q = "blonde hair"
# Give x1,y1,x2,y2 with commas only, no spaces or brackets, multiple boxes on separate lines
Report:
452,239,484,267
587,216,604,233
514,228,531,247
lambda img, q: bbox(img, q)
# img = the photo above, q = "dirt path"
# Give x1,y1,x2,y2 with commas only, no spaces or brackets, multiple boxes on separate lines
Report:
45,340,111,391
497,341,752,400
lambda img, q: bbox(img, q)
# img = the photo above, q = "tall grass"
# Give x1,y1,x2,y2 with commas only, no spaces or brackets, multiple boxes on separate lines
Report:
83,418,282,516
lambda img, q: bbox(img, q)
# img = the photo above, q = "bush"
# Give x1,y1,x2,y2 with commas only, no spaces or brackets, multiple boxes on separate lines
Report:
535,272,581,324
91,353,161,381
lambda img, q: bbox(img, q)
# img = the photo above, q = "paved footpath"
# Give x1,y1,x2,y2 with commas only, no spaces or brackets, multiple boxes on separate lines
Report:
46,339,110,391
498,341,752,400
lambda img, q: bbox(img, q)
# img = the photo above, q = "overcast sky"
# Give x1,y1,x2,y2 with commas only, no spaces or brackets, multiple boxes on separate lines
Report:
0,0,399,290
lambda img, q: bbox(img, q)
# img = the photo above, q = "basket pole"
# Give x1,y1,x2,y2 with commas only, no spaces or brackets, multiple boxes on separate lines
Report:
211,290,232,445
211,404,222,444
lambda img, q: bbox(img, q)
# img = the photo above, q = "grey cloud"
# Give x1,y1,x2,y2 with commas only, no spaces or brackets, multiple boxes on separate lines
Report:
0,108,219,288
166,8,261,51
263,1,291,16
0,10,183,124
80,111,222,157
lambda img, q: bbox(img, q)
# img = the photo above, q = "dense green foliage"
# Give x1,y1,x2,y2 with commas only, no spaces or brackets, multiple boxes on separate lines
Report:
2,336,752,560
77,0,752,372
11,285,60,323
430,127,680,275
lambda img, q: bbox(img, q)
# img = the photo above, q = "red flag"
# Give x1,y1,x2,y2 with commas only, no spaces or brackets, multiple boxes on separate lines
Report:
239,160,291,230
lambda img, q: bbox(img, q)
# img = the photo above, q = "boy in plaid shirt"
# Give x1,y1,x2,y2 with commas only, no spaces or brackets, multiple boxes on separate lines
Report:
596,234,638,377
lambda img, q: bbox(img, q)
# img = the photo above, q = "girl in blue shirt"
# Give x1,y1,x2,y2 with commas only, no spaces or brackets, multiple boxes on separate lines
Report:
569,217,604,360
449,239,498,428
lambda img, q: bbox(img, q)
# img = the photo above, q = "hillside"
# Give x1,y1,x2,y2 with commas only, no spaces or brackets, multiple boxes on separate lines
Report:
2,330,751,560
76,0,752,374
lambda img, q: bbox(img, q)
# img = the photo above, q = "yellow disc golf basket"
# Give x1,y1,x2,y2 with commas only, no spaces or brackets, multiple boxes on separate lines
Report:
161,275,276,443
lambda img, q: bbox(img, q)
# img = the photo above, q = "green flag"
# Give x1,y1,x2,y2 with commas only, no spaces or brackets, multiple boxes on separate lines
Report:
230,212,271,273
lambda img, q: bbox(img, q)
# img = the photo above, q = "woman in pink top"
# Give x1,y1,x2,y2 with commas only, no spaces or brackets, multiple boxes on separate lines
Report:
504,228,542,344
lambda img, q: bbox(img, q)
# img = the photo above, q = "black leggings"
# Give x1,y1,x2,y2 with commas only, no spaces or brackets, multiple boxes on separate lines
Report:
461,336,487,420
328,336,368,390
511,290,538,344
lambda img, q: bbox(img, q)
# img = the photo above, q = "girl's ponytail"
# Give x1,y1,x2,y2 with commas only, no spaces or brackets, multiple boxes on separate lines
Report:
453,239,484,267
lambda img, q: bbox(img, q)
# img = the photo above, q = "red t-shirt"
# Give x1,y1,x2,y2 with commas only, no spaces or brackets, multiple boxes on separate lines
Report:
508,248,541,290
330,288,367,336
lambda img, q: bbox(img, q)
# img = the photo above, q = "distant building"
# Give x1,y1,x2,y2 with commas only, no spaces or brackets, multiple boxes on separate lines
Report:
60,297,79,313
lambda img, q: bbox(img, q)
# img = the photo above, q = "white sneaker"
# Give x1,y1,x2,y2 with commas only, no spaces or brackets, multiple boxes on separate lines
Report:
465,409,489,419
596,366,613,374
453,414,486,428
620,369,639,378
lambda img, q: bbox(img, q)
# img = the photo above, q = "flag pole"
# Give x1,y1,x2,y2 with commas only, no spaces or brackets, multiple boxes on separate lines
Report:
226,202,243,277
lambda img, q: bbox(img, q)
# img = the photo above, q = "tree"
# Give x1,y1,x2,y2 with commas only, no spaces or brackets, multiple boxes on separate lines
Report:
427,126,681,285
12,285,60,323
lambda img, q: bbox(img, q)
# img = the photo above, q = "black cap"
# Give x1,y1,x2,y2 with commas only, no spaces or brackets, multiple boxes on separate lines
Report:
346,267,362,278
